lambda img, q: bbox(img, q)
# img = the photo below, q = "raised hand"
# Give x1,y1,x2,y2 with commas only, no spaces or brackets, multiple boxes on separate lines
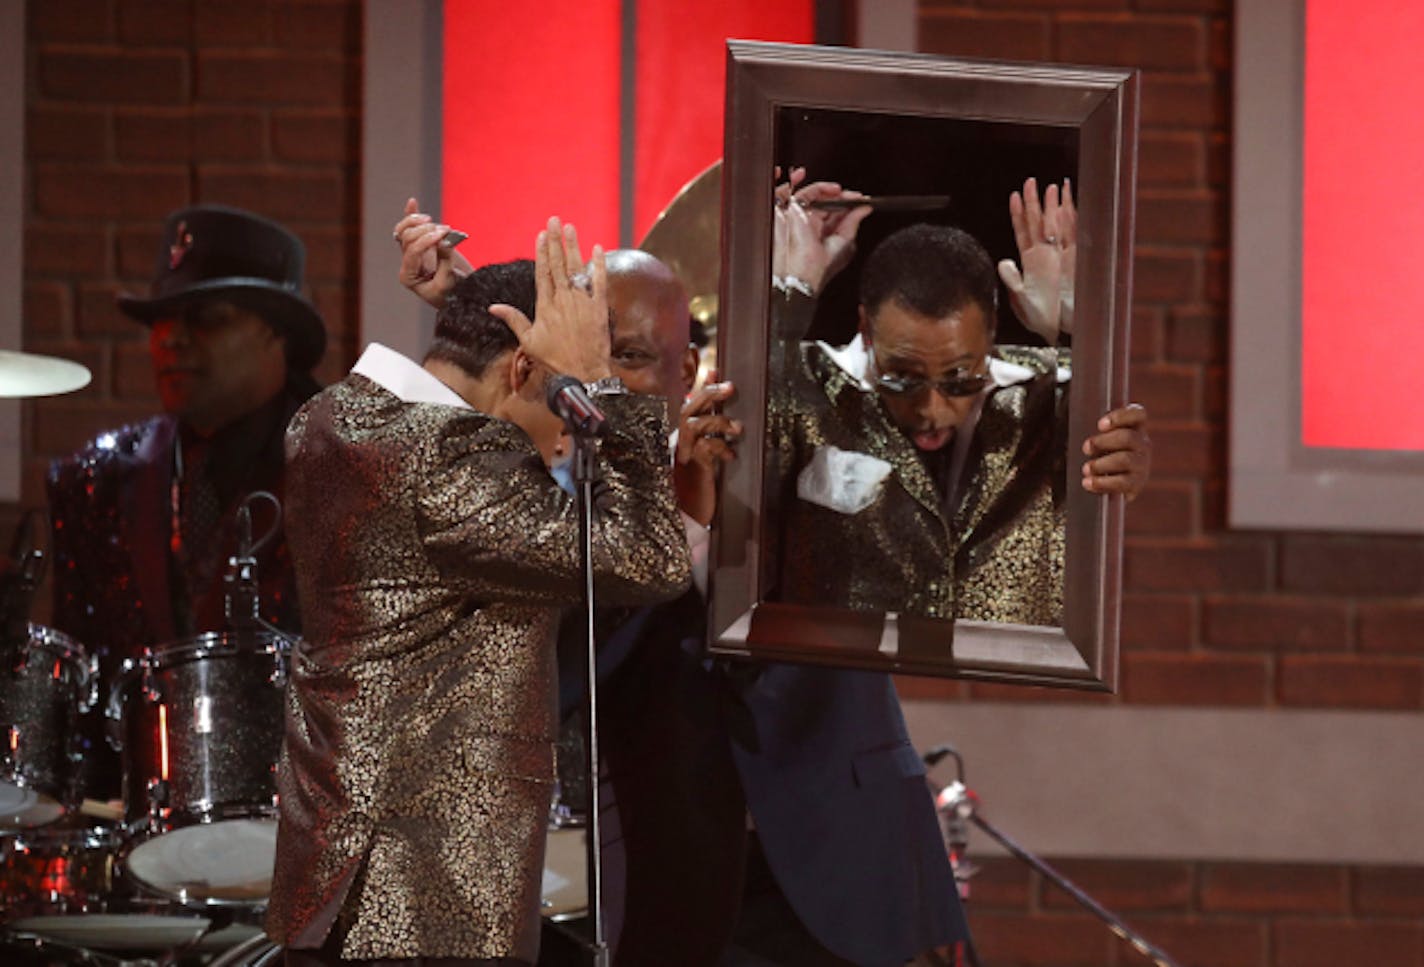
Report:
772,166,872,294
488,217,611,383
997,177,1074,345
394,197,474,308
1081,403,1151,499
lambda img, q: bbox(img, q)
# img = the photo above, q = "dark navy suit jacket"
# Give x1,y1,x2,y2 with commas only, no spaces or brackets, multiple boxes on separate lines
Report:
557,590,970,966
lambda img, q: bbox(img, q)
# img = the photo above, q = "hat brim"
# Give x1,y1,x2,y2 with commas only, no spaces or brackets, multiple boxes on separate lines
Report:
118,277,327,373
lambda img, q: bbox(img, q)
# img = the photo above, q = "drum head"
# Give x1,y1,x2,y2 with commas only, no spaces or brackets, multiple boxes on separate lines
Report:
6,914,223,951
126,818,276,903
0,785,64,828
541,826,587,921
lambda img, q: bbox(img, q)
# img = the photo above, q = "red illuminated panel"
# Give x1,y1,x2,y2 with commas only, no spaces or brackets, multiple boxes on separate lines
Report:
1301,0,1424,450
632,1,814,240
442,1,623,267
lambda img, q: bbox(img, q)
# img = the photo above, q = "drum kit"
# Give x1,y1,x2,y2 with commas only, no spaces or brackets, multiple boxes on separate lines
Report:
1,349,592,965
2,524,294,963
0,353,282,962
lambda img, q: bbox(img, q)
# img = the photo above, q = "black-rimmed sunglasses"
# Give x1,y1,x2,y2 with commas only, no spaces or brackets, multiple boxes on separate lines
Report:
870,350,993,399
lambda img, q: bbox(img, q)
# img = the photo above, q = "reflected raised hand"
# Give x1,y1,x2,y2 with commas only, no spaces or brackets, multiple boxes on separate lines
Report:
998,176,1075,345
772,166,872,294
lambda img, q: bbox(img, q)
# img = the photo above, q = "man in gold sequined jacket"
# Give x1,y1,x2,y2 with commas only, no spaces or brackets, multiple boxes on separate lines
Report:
768,176,1150,625
266,220,691,967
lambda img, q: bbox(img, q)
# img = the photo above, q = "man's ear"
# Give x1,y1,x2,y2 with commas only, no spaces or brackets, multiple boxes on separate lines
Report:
509,347,535,394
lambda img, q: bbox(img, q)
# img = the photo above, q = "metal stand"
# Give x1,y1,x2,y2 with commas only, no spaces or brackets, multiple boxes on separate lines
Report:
929,748,1183,967
571,432,610,967
1,511,44,654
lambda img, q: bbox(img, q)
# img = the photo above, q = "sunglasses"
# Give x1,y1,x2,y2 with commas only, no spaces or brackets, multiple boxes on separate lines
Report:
870,349,993,399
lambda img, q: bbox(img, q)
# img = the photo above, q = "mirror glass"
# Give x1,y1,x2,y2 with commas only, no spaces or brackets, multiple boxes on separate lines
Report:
760,107,1079,632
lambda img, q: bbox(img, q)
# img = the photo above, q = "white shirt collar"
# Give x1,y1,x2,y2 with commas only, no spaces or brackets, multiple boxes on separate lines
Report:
351,342,471,409
817,332,1055,389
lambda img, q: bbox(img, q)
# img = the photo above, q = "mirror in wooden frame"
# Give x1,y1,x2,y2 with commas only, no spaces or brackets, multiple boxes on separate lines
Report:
709,41,1138,689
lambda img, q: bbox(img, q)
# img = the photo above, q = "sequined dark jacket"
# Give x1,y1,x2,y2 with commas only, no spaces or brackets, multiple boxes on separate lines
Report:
768,291,1069,625
46,403,304,797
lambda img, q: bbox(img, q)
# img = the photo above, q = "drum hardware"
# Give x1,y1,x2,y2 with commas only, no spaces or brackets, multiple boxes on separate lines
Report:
0,821,251,966
2,511,46,657
204,932,283,967
100,491,294,909
923,744,1184,967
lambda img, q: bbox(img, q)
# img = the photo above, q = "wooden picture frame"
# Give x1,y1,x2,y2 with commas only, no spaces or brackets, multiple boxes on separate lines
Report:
708,41,1138,689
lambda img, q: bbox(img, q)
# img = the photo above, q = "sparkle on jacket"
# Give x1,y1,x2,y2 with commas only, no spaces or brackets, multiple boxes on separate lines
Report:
265,373,690,962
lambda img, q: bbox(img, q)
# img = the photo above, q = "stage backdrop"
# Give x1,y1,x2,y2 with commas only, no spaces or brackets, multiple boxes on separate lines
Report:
361,0,816,361
1231,0,1424,534
441,0,815,267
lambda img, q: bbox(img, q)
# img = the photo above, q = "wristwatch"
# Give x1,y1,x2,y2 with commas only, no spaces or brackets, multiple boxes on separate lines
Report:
584,376,629,397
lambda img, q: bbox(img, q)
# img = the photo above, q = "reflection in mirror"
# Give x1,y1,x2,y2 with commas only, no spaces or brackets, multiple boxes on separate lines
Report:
761,108,1077,631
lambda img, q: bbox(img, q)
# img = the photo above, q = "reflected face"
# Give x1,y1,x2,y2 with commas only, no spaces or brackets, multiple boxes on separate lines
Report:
862,299,993,452
607,253,695,414
149,300,288,435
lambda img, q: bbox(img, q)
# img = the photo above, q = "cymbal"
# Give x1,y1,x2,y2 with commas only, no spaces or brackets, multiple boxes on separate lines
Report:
639,160,722,333
0,349,93,399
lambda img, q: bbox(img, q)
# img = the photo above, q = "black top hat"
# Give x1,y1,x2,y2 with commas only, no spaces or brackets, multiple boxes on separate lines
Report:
117,204,327,372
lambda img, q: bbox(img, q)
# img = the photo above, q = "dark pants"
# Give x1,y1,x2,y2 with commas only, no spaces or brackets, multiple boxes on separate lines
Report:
719,834,857,967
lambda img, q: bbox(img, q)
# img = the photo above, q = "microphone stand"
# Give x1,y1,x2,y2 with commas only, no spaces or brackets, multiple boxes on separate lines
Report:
927,747,1183,967
224,503,260,632
545,373,612,967
570,427,610,967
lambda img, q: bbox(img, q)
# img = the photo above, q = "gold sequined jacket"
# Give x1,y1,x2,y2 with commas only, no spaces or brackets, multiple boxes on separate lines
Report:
265,371,690,962
767,292,1067,625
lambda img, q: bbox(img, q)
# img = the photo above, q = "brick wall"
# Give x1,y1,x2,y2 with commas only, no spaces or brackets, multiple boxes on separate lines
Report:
905,0,1424,712
967,856,1424,967
5,0,363,580
913,2,1424,964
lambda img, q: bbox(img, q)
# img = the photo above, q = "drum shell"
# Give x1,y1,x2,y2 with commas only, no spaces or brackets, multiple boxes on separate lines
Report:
110,632,288,832
0,823,115,918
0,626,89,826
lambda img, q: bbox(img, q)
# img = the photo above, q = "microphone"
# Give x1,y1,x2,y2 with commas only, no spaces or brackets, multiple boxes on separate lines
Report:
926,743,977,902
546,374,607,438
224,503,260,631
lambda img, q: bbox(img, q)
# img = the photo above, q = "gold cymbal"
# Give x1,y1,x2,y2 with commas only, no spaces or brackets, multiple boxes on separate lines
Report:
639,160,722,334
0,350,93,399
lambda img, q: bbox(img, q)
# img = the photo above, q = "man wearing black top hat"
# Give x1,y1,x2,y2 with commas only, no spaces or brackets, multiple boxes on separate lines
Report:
45,204,327,800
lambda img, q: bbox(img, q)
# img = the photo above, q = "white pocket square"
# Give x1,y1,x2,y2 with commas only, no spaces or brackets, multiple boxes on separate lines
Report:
797,445,893,515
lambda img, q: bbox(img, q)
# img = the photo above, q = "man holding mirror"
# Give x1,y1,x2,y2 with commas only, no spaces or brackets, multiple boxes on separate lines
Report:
393,201,970,966
767,172,1151,623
